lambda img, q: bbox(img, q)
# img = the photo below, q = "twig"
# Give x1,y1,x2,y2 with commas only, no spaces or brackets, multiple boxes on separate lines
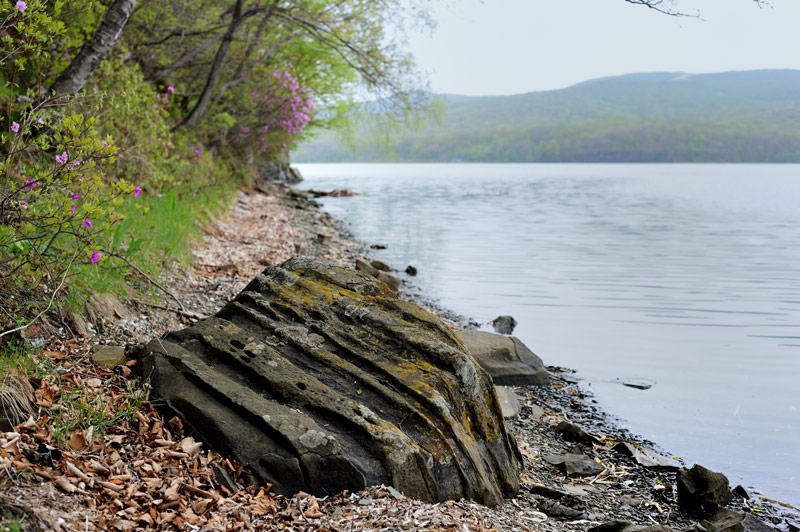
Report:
132,298,205,320
0,252,76,339
107,251,185,311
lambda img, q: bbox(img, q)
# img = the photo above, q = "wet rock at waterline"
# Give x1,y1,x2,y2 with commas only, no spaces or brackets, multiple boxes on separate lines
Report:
492,315,517,335
458,329,548,386
355,259,402,292
370,259,390,272
138,258,521,505
677,464,733,516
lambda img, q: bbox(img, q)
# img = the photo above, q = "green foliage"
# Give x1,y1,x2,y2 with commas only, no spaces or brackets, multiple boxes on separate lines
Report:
0,338,40,382
1,103,136,289
63,181,237,313
1,0,429,331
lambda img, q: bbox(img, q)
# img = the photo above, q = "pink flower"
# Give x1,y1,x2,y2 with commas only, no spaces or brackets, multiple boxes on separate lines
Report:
133,187,142,197
24,177,36,189
90,251,100,264
167,86,174,93
15,1,26,12
11,122,20,133
55,151,68,164
37,118,44,125
69,204,76,214
19,200,27,209
82,219,92,228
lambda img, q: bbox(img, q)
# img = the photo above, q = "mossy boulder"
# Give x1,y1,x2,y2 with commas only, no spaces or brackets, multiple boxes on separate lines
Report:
139,257,521,505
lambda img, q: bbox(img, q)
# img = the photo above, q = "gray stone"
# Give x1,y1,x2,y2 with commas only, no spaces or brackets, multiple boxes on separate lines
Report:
555,421,596,445
542,453,604,478
495,386,521,419
375,271,401,292
677,464,733,516
213,465,239,493
699,508,778,532
370,260,390,272
355,258,378,277
591,521,676,532
528,403,545,420
286,165,303,184
538,498,587,520
458,330,548,386
90,345,126,367
492,315,517,335
138,258,520,505
613,442,678,470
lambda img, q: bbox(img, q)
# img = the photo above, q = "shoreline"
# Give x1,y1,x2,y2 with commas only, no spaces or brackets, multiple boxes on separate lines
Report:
3,183,798,531
283,183,800,531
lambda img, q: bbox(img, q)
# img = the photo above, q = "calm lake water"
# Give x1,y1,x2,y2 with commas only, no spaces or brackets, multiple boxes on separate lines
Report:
296,163,800,506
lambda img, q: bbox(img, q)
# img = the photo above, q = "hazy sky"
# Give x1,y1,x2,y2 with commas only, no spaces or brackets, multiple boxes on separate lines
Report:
406,0,800,95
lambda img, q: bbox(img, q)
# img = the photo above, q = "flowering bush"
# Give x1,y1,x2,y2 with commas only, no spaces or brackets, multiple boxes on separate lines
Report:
221,66,316,156
1,105,135,288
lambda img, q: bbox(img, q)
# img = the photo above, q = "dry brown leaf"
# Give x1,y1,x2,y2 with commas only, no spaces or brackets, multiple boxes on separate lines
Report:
164,481,182,501
67,431,87,451
178,437,202,455
109,518,136,531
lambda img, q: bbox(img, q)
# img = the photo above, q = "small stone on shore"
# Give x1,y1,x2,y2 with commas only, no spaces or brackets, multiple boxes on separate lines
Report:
90,345,126,367
492,315,517,334
370,259,390,271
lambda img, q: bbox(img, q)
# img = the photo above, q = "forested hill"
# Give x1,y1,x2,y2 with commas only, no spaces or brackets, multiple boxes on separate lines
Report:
293,70,800,163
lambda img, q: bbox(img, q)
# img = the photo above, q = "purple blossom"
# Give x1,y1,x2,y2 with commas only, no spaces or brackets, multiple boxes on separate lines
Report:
70,204,76,214
82,219,92,228
37,118,44,125
167,86,174,93
71,192,78,200
133,187,142,197
90,251,100,264
11,122,20,133
24,177,36,189
55,151,68,164
16,1,27,12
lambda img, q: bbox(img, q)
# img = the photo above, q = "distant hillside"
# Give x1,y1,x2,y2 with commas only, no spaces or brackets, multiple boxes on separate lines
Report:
293,70,800,163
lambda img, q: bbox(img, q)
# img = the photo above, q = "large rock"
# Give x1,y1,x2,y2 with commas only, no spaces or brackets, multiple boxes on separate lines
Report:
139,258,521,505
677,464,733,516
458,330,548,386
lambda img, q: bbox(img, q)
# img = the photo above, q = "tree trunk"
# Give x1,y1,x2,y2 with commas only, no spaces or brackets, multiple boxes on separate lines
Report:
178,0,246,130
50,0,139,95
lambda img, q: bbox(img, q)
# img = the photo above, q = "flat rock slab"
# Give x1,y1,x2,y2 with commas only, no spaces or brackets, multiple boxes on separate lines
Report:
543,453,605,478
139,258,521,505
458,330,548,386
90,345,126,367
494,386,521,419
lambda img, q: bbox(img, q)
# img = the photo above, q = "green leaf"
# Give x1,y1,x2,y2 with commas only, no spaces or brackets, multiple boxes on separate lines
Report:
112,219,134,251
127,238,143,254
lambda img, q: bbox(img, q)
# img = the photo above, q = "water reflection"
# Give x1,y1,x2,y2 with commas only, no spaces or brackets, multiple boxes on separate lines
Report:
299,163,800,505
